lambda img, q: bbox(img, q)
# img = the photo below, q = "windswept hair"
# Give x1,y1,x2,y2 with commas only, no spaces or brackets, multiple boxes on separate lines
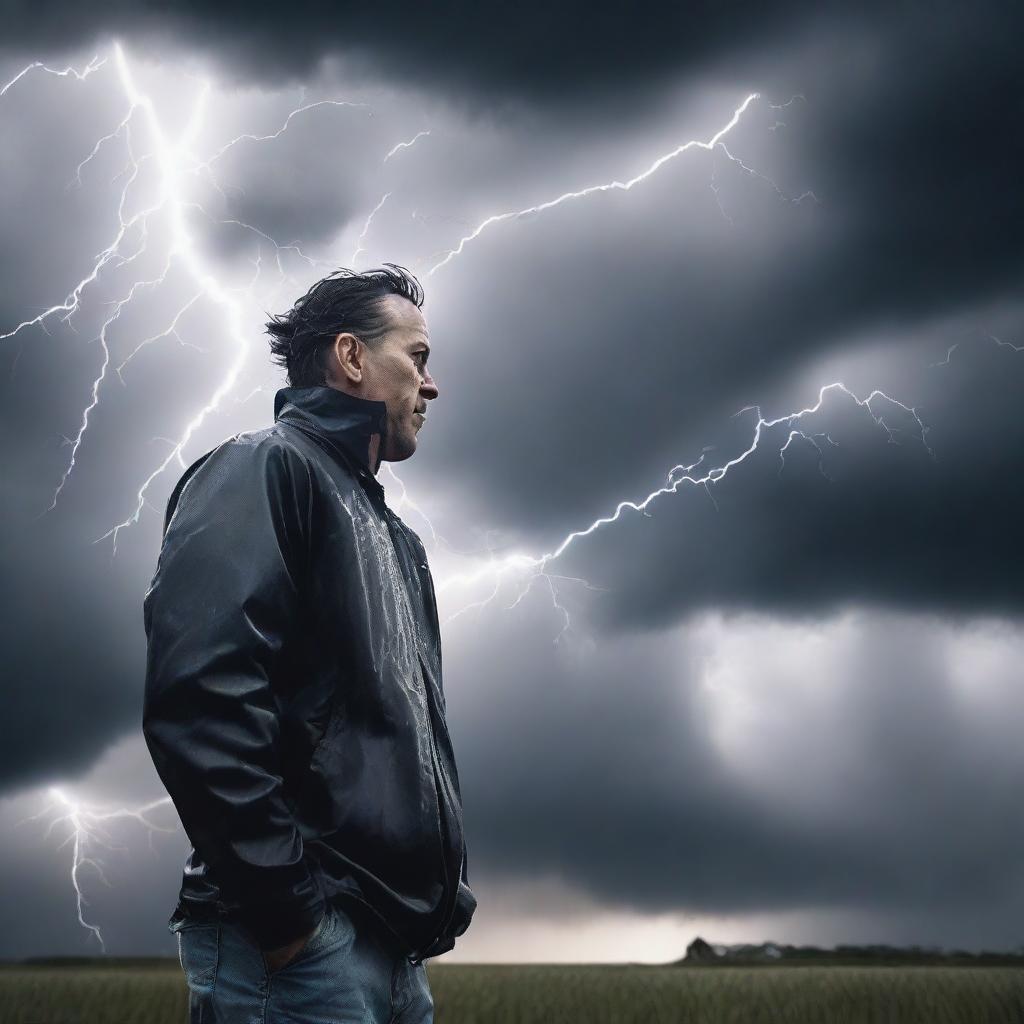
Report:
266,264,424,387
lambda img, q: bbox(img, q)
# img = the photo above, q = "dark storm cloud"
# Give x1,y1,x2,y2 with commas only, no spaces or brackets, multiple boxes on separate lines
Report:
0,523,148,789
0,1,859,104
445,599,1024,932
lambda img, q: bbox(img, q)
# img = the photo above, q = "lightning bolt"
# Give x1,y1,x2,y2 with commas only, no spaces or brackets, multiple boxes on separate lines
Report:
428,92,776,275
3,49,217,531
777,430,838,479
434,382,933,631
24,788,174,949
1,54,106,97
768,93,807,131
185,97,369,206
47,271,176,512
188,204,330,268
2,46,382,542
933,332,1024,367
383,463,440,548
711,142,819,223
350,191,392,266
79,46,257,554
193,98,369,174
384,130,431,162
115,292,206,385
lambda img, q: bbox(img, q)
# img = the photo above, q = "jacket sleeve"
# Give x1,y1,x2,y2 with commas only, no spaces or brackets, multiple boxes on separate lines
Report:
142,437,324,950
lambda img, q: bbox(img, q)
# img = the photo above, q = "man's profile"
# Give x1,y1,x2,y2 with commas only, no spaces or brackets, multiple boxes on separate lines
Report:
142,265,475,1023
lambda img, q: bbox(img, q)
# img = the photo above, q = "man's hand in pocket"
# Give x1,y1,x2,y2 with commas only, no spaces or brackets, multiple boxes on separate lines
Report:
263,917,322,973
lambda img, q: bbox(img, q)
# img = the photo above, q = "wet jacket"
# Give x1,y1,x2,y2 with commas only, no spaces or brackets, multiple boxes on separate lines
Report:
142,385,475,962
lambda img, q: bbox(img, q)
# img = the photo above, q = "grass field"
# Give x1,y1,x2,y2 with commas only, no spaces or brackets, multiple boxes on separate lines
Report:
1,961,1022,1023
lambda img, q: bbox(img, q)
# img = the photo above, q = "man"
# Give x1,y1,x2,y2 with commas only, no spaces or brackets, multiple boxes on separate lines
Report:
143,265,475,1023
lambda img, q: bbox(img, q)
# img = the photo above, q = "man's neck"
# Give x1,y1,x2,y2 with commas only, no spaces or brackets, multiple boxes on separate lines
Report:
367,433,382,476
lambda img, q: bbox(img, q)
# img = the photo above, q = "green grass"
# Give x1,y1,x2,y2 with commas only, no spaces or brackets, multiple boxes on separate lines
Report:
1,962,1022,1023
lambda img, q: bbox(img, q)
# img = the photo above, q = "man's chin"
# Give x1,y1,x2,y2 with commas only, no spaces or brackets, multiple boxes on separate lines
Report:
383,438,417,463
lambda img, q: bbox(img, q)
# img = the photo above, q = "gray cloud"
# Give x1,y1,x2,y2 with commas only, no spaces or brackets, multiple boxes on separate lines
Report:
445,606,1024,931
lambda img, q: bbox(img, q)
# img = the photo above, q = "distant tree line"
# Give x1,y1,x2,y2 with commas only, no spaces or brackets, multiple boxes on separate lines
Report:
681,937,1024,966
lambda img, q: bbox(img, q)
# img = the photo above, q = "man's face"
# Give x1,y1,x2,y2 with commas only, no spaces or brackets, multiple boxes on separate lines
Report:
356,294,438,462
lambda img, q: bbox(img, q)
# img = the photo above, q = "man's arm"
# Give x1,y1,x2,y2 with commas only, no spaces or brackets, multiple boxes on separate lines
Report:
142,438,325,952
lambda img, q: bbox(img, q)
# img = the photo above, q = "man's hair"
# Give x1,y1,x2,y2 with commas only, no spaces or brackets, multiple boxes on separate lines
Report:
266,264,424,387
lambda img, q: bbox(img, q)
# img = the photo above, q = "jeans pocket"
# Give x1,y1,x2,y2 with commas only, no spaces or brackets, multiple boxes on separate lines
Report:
173,921,220,993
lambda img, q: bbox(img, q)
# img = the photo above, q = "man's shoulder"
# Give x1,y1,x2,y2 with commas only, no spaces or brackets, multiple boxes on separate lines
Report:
164,427,333,534
175,426,310,486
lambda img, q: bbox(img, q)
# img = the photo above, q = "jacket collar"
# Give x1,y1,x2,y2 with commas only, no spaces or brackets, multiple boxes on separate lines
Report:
274,385,387,498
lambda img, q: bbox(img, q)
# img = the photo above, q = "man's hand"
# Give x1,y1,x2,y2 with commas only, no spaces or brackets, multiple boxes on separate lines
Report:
262,919,321,973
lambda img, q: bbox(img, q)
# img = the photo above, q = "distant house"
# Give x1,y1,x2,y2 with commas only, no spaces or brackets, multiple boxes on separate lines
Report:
685,937,719,962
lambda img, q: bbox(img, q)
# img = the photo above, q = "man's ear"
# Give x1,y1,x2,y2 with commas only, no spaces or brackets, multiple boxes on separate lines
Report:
329,332,363,385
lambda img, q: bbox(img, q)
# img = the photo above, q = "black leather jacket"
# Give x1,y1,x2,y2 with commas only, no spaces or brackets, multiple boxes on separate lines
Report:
142,385,475,962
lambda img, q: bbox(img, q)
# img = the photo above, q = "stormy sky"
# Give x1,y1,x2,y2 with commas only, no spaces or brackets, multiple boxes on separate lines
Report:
1,2,1022,961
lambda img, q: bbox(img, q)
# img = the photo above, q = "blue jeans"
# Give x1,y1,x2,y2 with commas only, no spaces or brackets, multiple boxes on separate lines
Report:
171,902,434,1023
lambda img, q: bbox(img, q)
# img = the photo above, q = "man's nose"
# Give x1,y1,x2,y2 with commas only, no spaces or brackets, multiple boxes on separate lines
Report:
420,368,439,401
